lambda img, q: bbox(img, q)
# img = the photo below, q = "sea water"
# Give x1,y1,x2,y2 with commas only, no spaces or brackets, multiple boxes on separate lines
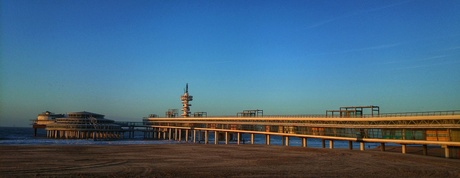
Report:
0,127,379,149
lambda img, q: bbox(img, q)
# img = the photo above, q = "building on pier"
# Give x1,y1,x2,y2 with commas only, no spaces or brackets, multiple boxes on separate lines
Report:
44,111,124,140
32,111,65,136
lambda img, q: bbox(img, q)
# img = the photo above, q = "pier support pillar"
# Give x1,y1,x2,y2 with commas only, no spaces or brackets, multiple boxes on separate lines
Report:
250,133,254,144
186,130,189,142
168,128,172,140
205,131,209,144
402,144,407,154
237,132,241,145
193,130,196,143
348,141,353,150
285,136,289,146
329,140,334,149
380,143,386,151
266,135,270,145
302,138,307,147
422,145,428,156
321,139,326,148
214,131,218,145
360,142,365,151
178,129,182,142
444,145,450,158
225,132,229,144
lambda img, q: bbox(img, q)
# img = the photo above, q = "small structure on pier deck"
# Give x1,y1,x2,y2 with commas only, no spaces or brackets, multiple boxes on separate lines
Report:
326,105,380,118
44,111,124,140
237,109,263,117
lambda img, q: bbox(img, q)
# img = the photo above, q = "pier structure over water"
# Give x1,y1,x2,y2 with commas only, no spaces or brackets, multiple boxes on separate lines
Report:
42,111,124,140
143,109,460,158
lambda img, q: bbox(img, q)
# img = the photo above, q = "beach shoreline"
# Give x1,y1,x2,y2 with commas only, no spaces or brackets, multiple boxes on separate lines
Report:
1,143,459,177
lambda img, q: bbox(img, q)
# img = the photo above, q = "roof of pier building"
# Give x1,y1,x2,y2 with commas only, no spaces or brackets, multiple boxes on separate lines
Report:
45,111,122,131
67,111,104,119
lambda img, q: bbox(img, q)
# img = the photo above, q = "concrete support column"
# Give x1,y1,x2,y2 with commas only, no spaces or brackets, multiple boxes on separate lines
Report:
266,134,270,145
321,139,326,148
360,142,365,151
285,136,289,146
185,129,190,142
214,131,218,145
225,132,229,144
444,146,450,158
402,144,407,154
422,145,428,156
178,129,182,142
168,128,172,140
329,140,334,149
302,138,307,147
174,129,178,141
348,141,353,150
237,132,241,145
250,133,254,144
380,143,386,152
205,131,209,144
193,130,197,143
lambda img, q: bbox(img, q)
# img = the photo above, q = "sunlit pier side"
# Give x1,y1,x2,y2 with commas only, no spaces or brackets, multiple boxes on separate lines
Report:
143,109,460,159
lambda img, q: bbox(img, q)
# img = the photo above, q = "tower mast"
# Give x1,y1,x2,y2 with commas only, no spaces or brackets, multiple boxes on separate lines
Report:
180,83,193,117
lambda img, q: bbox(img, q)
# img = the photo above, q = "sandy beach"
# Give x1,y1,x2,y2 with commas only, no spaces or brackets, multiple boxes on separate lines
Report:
1,144,459,177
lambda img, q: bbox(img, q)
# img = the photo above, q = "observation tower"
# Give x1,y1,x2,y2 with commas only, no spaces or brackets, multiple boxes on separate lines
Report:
180,83,193,117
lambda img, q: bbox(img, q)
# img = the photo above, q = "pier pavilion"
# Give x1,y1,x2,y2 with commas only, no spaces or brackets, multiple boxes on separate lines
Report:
44,111,124,140
32,111,65,136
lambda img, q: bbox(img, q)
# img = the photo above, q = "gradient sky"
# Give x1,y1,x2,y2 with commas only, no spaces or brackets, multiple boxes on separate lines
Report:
1,0,460,127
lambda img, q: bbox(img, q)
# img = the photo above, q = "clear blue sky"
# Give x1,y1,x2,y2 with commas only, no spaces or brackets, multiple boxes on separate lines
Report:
1,0,460,126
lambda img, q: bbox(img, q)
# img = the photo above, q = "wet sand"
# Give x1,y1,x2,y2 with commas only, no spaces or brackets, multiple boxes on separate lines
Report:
1,144,459,177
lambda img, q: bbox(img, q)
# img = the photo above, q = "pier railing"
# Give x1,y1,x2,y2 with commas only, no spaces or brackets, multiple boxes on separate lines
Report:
195,110,460,118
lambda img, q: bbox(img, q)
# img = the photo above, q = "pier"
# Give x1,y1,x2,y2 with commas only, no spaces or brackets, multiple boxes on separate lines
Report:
143,110,460,158
31,84,460,159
